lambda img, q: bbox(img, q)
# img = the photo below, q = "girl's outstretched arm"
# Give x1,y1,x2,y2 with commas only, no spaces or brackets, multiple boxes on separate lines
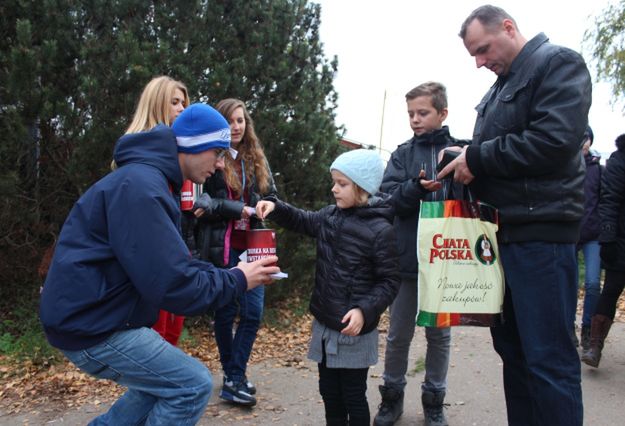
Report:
257,197,326,238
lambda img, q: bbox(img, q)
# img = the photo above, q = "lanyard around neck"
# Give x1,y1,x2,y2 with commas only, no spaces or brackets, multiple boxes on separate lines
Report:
239,159,246,202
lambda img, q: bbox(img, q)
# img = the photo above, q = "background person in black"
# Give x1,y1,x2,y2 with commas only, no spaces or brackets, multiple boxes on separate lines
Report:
576,126,603,350
582,133,625,368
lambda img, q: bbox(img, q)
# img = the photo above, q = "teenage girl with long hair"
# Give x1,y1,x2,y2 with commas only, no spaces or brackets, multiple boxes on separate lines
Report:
194,98,277,406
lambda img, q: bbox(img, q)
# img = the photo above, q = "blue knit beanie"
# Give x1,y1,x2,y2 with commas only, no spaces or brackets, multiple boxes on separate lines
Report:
172,103,231,153
330,149,384,195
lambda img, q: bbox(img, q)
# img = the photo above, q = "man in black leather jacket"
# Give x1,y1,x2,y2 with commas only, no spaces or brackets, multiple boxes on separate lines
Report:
439,5,591,426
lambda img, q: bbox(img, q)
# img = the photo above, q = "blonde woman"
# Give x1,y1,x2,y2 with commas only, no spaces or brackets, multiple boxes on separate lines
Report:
111,76,189,170
194,98,277,406
126,76,189,133
123,76,190,345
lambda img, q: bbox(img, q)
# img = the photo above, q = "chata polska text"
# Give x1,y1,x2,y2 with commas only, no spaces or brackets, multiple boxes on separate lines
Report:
429,233,474,263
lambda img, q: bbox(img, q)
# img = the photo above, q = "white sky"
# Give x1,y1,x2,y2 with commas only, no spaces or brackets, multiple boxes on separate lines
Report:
316,0,623,161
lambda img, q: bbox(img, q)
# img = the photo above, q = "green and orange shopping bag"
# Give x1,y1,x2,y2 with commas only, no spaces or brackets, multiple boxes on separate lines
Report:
416,199,504,327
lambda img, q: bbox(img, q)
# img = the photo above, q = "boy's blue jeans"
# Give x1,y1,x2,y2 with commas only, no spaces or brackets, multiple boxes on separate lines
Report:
577,240,601,327
214,248,264,382
62,327,212,425
492,242,583,426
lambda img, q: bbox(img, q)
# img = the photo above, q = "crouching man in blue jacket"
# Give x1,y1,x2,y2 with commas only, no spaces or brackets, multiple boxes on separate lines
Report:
39,103,280,425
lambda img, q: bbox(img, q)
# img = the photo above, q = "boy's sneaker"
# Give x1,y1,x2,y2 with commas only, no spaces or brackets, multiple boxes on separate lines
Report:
223,375,256,395
242,376,256,395
220,378,257,406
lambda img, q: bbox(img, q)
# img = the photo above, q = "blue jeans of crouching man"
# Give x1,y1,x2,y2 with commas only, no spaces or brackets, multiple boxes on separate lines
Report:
492,242,583,426
62,327,212,425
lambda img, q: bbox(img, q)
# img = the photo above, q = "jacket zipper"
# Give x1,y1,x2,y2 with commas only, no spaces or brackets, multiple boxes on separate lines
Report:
431,144,439,201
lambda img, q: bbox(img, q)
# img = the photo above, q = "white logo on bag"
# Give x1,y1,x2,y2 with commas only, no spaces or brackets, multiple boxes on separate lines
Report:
475,234,496,265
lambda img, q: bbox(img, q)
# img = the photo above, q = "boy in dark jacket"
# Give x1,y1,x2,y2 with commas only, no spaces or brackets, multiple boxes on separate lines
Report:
375,82,466,426
256,149,401,426
39,104,279,425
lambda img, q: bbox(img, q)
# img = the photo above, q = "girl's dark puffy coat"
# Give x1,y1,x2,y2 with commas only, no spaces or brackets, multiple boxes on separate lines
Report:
196,168,277,266
267,196,401,334
599,137,625,271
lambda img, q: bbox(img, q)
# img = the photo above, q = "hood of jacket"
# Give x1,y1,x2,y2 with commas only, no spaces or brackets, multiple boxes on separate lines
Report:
114,124,183,191
352,193,395,223
410,126,454,148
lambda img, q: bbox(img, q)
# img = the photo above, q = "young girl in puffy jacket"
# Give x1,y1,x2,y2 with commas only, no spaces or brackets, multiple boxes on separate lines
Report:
256,149,401,426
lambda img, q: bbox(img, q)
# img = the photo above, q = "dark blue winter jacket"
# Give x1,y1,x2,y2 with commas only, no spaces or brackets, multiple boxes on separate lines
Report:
579,152,602,244
39,125,247,350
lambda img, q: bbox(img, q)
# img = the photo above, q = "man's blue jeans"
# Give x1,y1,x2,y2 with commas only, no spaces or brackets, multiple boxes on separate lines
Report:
214,248,264,382
492,242,583,426
62,327,212,425
577,241,601,327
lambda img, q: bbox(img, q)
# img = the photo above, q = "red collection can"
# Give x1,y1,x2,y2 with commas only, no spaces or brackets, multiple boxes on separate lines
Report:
180,180,196,211
246,229,277,266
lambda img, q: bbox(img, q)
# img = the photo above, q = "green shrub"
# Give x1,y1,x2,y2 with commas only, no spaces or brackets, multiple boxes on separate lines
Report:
0,301,63,365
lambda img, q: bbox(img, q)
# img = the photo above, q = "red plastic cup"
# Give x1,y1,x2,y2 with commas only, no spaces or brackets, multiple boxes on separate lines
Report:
180,180,195,211
246,229,277,266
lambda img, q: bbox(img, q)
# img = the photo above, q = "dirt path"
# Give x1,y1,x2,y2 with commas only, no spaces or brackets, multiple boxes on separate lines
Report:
2,320,624,425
